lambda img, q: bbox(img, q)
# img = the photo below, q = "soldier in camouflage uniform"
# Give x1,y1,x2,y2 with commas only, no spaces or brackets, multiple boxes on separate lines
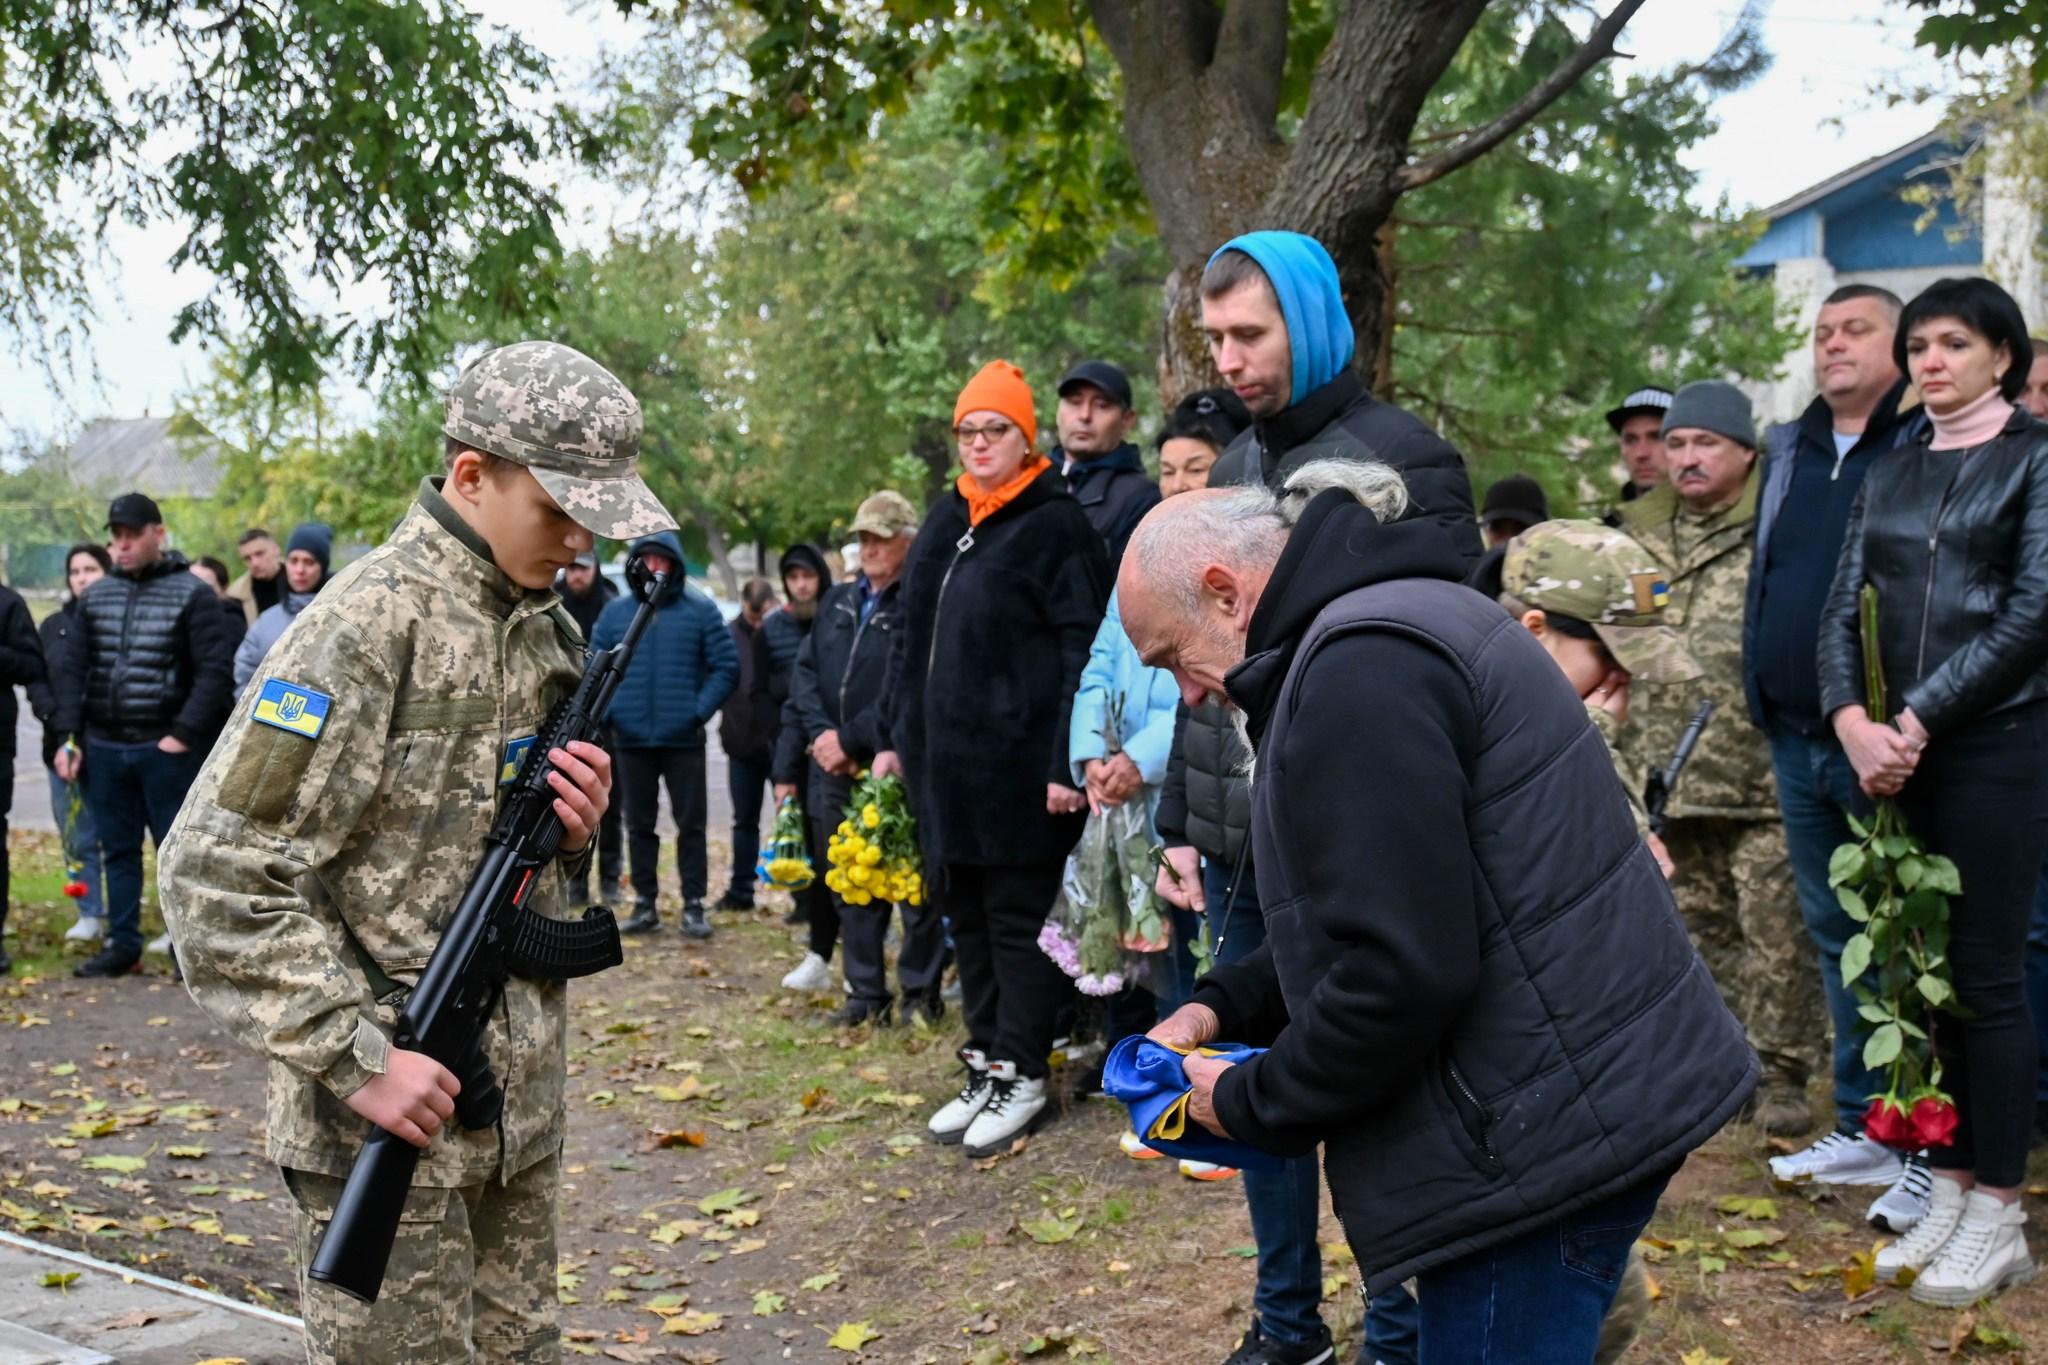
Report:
159,341,677,1363
1498,518,1700,853
1618,380,1825,1137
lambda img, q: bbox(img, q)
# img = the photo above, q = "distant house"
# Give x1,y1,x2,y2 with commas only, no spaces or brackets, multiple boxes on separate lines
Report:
1735,127,2046,419
63,414,228,500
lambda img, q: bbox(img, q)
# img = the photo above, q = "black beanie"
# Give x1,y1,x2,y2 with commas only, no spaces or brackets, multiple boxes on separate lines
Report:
286,522,333,578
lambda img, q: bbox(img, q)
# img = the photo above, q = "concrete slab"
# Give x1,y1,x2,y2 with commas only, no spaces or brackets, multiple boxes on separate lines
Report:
0,1232,301,1365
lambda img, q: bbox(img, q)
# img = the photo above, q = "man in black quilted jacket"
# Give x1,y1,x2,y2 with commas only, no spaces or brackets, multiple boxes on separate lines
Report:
54,492,236,978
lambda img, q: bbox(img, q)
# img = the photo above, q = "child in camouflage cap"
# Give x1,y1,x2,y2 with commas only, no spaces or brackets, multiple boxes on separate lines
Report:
160,341,675,1363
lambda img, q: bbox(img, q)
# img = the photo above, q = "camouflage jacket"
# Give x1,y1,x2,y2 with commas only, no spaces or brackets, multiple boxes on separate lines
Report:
160,479,589,1184
1617,466,1779,821
1586,702,1652,841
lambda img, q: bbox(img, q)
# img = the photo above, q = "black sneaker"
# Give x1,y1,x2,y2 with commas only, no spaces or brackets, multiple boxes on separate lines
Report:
621,906,661,935
680,904,713,940
900,990,945,1027
832,998,892,1028
600,881,625,906
75,947,141,979
1220,1319,1335,1365
715,891,754,912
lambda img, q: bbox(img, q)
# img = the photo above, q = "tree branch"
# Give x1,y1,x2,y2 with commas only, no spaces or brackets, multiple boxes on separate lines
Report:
1393,0,1652,193
1214,0,1290,131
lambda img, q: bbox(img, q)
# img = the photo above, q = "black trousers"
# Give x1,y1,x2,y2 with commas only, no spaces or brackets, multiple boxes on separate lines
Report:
937,861,1072,1079
725,751,770,902
574,728,625,902
1894,699,2048,1187
618,746,708,909
804,810,841,959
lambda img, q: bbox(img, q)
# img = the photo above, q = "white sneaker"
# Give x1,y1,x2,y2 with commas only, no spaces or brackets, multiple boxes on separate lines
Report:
1177,1159,1239,1182
780,952,833,993
1868,1157,1934,1233
1910,1189,2038,1305
64,917,104,943
928,1048,992,1143
1767,1130,1903,1187
1877,1173,1967,1284
1119,1129,1164,1161
962,1062,1047,1157
145,933,173,955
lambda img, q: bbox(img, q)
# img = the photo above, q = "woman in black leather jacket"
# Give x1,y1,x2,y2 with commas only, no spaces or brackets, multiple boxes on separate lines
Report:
1818,276,2048,1306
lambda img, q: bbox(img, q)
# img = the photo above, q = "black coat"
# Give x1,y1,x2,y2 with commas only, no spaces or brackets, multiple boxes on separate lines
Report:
778,577,903,808
1819,406,2048,736
55,552,235,748
0,584,46,759
1195,488,1755,1294
1154,700,1251,865
29,598,83,766
881,468,1110,867
1058,442,1160,572
720,616,777,764
1209,370,1482,567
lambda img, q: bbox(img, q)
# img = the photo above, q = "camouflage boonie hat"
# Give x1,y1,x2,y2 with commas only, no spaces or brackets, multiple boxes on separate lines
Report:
1502,519,1701,684
848,490,919,539
443,341,677,540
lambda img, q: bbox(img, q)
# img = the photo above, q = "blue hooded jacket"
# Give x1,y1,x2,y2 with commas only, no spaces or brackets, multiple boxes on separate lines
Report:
590,530,739,749
1208,231,1355,407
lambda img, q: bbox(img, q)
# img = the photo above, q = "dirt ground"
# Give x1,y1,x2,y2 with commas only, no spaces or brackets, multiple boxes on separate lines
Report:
4,827,2048,1364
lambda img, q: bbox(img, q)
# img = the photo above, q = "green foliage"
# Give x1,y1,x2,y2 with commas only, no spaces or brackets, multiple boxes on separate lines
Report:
1383,6,1790,509
2,0,600,388
1907,0,2048,80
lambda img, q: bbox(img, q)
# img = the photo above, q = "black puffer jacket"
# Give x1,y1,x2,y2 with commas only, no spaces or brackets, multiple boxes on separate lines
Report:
55,552,236,748
881,468,1110,867
1195,488,1756,1294
0,584,46,759
1819,406,2048,735
1209,369,1482,567
1154,701,1251,865
778,576,903,809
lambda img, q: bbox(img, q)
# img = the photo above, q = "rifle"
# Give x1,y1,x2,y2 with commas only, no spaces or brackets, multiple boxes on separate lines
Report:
1644,700,1715,838
308,552,668,1303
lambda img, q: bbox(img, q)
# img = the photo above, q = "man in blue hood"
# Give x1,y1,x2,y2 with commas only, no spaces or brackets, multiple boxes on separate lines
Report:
1054,360,1159,571
1200,231,1481,565
590,530,739,941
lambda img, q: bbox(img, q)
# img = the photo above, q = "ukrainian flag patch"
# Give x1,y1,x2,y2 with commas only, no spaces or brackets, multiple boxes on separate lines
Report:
500,735,537,786
252,679,332,740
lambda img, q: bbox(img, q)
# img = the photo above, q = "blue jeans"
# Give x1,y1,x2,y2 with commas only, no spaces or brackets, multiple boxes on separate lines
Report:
1766,725,1882,1131
2027,861,2048,1105
1415,1170,1672,1363
49,766,105,920
85,740,203,958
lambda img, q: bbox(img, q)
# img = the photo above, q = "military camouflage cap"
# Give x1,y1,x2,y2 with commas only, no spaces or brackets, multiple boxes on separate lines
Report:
1502,519,1701,684
848,490,919,538
443,341,678,540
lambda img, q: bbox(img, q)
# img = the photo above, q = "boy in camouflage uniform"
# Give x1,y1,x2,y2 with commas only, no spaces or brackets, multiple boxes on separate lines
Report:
159,341,677,1363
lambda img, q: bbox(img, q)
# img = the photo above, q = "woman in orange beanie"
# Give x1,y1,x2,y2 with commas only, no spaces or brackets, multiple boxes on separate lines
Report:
874,359,1110,1158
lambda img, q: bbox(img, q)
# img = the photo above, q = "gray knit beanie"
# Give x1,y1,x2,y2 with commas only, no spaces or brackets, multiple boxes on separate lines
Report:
1661,381,1757,449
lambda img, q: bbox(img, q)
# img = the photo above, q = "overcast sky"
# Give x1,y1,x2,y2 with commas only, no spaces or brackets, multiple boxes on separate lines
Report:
0,0,1953,441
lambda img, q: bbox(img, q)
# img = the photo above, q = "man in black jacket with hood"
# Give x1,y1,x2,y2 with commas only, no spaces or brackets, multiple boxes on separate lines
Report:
55,492,236,978
1118,459,1755,1361
1054,361,1159,570
763,543,832,934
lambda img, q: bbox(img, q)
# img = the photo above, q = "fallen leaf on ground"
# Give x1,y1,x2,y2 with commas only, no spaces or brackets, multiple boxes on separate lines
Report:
802,1271,841,1292
660,1310,724,1336
1714,1195,1777,1221
825,1321,880,1351
102,1310,160,1330
655,1129,706,1149
752,1290,786,1316
39,1271,79,1290
1022,1215,1082,1245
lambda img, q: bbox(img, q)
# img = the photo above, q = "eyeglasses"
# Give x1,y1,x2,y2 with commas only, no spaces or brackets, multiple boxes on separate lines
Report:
954,421,1017,447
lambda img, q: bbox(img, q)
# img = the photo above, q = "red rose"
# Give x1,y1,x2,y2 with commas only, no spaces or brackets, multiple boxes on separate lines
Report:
62,882,87,899
1863,1096,1916,1149
1909,1095,1959,1149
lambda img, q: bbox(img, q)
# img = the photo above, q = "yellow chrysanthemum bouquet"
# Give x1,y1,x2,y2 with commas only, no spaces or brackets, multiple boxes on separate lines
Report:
824,770,924,907
756,796,816,889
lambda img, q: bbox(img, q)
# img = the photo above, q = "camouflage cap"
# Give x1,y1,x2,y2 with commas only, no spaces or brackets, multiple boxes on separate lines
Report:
1502,519,1701,684
848,490,919,539
442,341,678,540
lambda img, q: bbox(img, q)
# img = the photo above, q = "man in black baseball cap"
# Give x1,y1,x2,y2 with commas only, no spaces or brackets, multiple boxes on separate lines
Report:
54,489,236,978
1479,472,1550,548
1605,386,1675,518
1054,360,1157,570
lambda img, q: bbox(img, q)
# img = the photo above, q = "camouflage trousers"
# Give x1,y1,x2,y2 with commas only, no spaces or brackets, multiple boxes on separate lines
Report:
285,1152,559,1364
1663,816,1825,1083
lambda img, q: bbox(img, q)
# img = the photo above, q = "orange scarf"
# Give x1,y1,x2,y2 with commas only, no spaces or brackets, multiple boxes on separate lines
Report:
959,454,1051,527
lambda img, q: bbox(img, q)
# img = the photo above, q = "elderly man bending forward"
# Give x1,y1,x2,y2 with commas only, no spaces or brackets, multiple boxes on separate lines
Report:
1118,458,1758,1364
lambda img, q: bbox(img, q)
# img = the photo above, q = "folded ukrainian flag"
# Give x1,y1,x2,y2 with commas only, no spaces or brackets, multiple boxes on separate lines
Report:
1102,1035,1285,1171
